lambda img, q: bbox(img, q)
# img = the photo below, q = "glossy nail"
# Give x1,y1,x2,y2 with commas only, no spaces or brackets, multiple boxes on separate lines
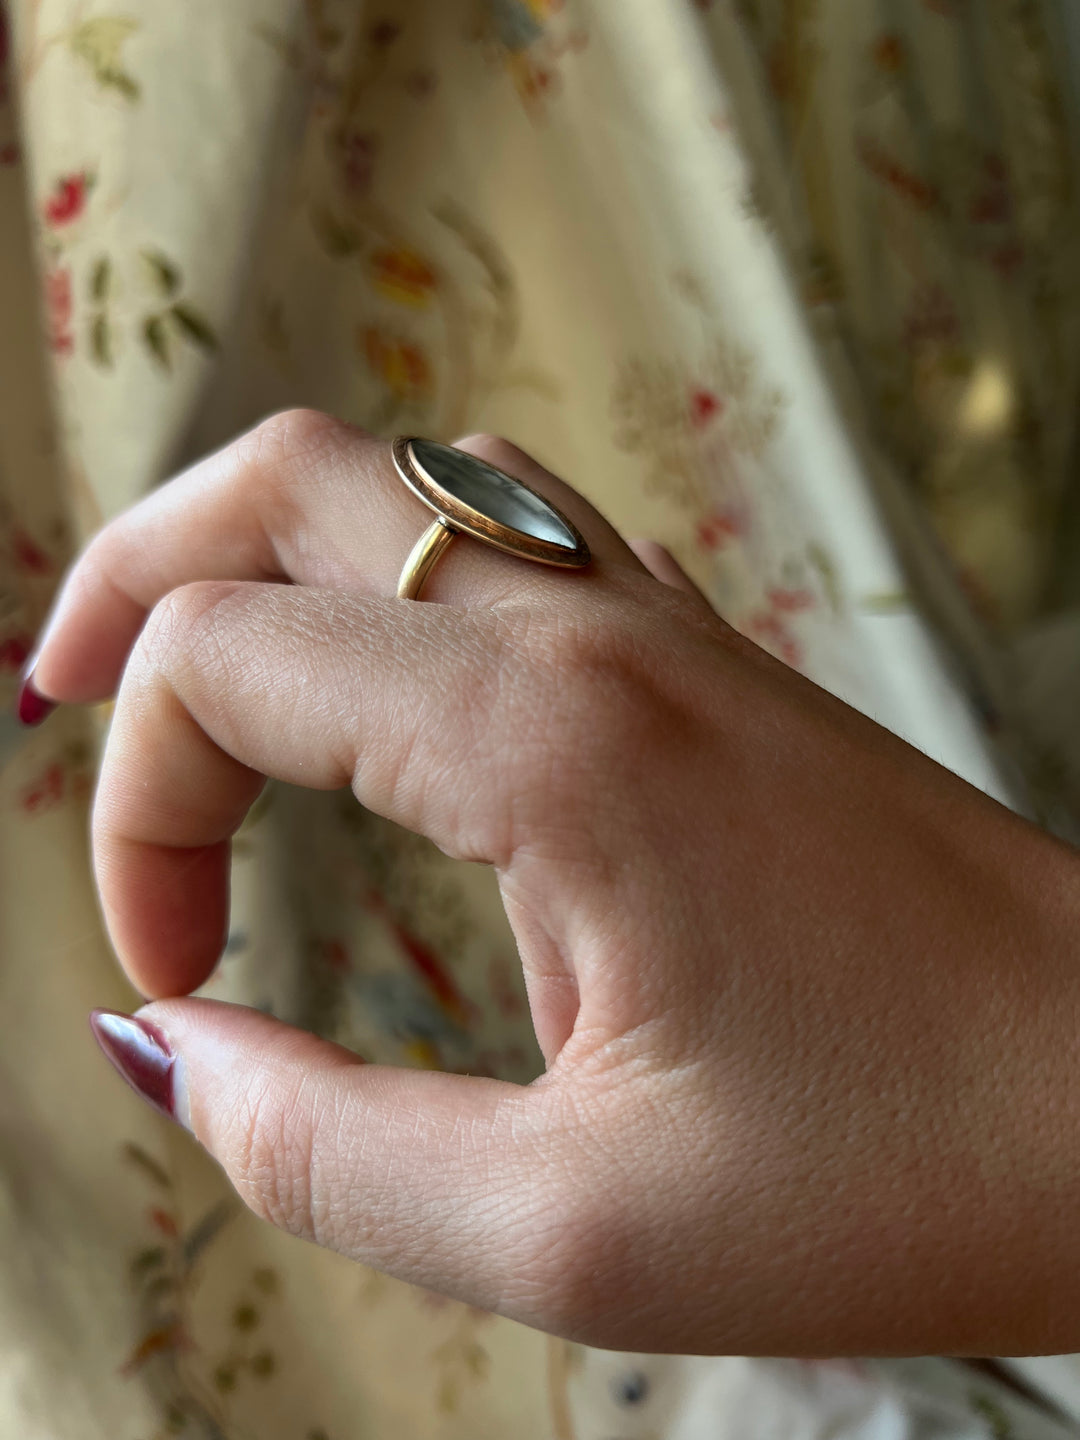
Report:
89,1009,178,1121
15,670,57,726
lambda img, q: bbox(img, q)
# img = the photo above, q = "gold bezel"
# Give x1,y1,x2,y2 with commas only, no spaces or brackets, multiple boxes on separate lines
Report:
392,436,591,569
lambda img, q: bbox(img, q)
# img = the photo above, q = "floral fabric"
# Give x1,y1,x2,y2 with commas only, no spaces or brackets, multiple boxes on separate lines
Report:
1,1,1079,1436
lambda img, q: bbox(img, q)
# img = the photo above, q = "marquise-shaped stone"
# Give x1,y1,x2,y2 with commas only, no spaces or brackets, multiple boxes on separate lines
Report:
408,438,585,557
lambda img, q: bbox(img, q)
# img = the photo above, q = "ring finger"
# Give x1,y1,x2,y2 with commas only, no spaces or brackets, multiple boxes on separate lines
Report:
24,412,642,708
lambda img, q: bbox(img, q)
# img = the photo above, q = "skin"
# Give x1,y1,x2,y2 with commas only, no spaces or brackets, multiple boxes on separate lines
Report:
27,411,1080,1357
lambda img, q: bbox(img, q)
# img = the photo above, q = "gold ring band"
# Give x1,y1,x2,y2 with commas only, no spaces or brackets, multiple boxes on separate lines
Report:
397,518,458,601
392,436,591,602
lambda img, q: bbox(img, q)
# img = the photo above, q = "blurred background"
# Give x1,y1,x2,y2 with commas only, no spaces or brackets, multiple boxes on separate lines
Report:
1,2,1080,1436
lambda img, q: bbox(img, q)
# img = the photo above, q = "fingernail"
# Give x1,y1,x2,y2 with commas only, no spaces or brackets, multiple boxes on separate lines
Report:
15,669,57,726
89,1009,186,1124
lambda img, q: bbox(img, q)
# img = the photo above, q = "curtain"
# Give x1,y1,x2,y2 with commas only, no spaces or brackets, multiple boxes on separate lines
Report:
1,1,1078,1434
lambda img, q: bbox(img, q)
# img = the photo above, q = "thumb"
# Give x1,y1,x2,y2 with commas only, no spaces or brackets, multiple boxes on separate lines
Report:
90,999,577,1320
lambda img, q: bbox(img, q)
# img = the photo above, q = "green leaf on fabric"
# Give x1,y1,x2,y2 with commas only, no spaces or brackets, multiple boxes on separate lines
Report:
806,542,842,615
144,1274,178,1302
969,1392,1014,1440
164,1404,187,1434
89,256,111,302
122,1141,172,1188
142,250,182,297
90,313,113,367
169,302,218,351
143,314,172,369
99,67,140,100
69,18,141,102
310,206,363,258
130,1246,167,1276
252,1266,279,1294
860,590,911,614
232,1302,259,1332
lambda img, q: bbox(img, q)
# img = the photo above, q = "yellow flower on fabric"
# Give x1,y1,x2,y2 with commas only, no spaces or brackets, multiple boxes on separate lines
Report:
369,246,437,307
362,327,432,400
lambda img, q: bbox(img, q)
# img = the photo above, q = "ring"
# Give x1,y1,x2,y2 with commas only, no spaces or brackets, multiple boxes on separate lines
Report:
392,437,591,601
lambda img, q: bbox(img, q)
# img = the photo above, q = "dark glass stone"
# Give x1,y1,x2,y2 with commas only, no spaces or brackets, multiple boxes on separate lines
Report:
410,438,579,552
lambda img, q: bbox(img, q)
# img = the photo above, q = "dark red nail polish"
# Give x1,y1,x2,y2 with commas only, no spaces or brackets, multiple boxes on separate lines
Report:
89,1009,176,1120
15,670,57,726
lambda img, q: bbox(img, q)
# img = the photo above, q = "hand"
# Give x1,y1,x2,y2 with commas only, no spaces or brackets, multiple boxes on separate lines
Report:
26,412,1080,1356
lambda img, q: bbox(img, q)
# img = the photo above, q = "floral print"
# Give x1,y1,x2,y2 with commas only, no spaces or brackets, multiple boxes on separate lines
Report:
42,169,90,225
1,0,1079,1437
473,0,589,110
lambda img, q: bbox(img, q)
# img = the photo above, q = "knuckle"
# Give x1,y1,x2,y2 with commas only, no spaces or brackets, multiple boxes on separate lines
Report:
230,408,360,562
125,581,246,700
522,609,650,747
496,607,667,842
135,582,233,665
240,407,349,471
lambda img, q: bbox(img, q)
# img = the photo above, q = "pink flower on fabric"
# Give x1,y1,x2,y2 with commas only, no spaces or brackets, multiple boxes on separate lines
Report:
339,128,379,192
0,634,32,671
44,267,74,354
20,761,65,814
696,507,746,551
766,585,814,614
689,387,724,428
11,525,53,575
43,172,89,227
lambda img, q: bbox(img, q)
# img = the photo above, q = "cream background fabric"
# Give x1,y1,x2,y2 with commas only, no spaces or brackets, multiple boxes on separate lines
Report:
2,1,1080,1434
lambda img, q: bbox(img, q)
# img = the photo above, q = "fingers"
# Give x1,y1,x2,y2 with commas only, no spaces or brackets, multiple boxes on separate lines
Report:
25,414,646,708
93,580,531,996
627,539,710,601
117,999,579,1324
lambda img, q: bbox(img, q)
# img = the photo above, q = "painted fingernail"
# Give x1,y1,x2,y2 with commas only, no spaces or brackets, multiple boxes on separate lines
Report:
15,670,57,726
89,1009,179,1122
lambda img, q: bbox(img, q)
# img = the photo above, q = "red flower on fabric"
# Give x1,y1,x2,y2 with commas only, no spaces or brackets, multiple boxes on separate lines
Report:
20,762,65,815
856,136,940,213
44,267,74,355
403,69,437,99
766,585,814,614
989,241,1024,278
0,143,18,167
872,33,904,71
149,1207,179,1238
696,508,745,551
338,127,379,192
12,525,53,575
318,938,350,973
689,387,724,429
969,154,1011,225
745,585,816,668
43,172,90,227
746,608,801,668
0,634,32,671
368,19,402,48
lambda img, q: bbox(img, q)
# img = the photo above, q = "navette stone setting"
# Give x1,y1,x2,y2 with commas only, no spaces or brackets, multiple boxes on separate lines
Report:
392,436,590,569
